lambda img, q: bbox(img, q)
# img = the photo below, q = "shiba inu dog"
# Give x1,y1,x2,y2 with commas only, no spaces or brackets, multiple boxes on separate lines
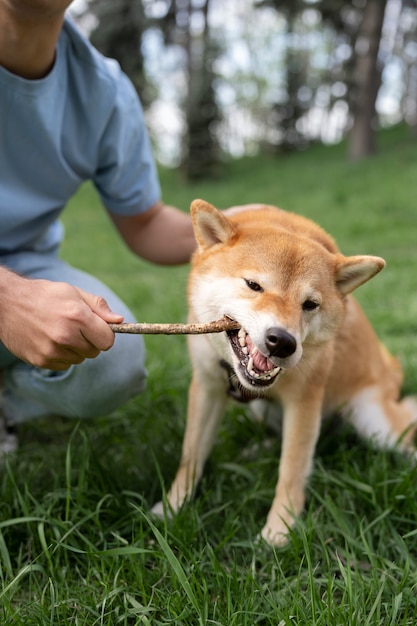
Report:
152,199,417,547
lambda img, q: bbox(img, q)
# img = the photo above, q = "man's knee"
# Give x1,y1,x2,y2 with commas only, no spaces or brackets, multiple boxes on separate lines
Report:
66,336,147,418
71,368,146,418
3,334,147,421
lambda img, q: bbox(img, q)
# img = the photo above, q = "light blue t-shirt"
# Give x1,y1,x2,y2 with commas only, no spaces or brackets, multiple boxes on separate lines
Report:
0,17,161,255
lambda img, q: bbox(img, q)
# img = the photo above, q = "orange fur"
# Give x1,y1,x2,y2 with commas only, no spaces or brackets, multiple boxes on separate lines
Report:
152,199,417,547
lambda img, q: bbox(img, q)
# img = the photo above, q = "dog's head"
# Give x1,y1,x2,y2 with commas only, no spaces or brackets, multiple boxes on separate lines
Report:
188,199,385,393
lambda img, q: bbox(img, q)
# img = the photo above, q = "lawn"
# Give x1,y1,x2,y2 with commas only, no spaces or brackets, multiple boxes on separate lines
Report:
1,124,417,624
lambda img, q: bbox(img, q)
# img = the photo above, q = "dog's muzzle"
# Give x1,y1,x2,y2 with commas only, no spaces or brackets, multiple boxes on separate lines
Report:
226,326,283,389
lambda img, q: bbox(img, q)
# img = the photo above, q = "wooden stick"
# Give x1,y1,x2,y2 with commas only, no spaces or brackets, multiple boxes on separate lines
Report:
109,317,240,335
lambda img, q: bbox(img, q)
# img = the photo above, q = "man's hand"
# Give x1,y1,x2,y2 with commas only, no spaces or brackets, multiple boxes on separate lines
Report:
0,270,123,370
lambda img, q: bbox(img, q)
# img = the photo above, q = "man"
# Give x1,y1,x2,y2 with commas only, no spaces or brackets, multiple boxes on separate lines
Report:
0,0,197,455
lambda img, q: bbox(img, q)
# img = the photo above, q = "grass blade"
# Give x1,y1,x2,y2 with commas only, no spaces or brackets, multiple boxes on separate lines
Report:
141,512,201,617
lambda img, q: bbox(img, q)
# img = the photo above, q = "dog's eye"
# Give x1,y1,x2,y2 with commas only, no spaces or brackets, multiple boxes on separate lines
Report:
244,279,263,292
302,299,319,311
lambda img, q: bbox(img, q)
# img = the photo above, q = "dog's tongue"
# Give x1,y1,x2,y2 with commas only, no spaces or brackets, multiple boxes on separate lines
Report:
246,335,276,372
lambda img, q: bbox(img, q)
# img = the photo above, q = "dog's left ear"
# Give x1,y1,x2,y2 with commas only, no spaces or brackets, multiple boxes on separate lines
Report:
336,255,386,295
190,199,236,251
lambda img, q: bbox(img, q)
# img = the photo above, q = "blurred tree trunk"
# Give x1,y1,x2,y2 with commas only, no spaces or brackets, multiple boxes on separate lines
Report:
182,0,221,179
152,0,221,179
274,8,310,152
256,0,311,152
347,0,388,161
88,0,150,105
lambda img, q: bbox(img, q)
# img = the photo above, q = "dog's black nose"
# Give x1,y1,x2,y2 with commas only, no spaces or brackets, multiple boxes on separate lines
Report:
265,328,297,358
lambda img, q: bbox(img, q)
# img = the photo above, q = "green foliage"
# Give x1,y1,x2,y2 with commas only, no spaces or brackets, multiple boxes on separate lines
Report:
2,125,417,624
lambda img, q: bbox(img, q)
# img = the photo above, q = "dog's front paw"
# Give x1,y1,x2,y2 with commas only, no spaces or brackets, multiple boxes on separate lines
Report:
260,521,290,548
260,504,298,547
151,500,172,520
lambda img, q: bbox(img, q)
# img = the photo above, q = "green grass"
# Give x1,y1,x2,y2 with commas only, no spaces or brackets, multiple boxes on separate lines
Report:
2,124,417,624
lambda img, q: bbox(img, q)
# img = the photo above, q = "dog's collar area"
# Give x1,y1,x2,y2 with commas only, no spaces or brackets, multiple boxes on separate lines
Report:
219,359,258,403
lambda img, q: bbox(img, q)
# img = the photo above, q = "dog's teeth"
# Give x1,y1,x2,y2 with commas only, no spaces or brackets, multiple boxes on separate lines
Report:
247,356,254,372
238,327,246,340
242,346,248,355
239,336,246,348
257,372,270,380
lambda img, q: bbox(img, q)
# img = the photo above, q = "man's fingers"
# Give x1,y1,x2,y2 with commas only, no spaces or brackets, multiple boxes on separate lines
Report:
29,348,86,371
64,289,120,352
78,318,116,353
77,289,124,323
78,332,108,357
36,341,103,369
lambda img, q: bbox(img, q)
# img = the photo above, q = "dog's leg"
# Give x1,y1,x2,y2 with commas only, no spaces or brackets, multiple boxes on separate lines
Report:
261,395,323,547
346,386,417,454
152,374,227,517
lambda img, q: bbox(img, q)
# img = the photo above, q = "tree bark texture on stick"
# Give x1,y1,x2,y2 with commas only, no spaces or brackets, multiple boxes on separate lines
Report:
110,317,240,335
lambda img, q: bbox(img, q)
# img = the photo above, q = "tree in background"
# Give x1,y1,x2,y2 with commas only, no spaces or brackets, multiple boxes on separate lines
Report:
154,0,222,179
76,0,417,174
258,0,391,160
347,0,388,160
87,0,152,105
88,0,222,180
392,1,417,134
273,6,312,151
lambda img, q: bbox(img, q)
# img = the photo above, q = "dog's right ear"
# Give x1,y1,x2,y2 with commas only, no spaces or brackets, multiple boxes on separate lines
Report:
335,254,386,295
190,199,236,250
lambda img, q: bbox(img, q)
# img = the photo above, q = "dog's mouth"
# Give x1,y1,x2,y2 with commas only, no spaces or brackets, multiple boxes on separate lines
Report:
226,327,282,387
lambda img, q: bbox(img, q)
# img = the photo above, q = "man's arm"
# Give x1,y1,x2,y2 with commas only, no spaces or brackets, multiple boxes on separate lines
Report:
110,201,196,265
0,203,193,370
0,267,123,370
110,201,270,264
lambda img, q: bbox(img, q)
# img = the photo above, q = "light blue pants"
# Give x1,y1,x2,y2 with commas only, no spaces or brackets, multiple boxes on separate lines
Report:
0,249,146,423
